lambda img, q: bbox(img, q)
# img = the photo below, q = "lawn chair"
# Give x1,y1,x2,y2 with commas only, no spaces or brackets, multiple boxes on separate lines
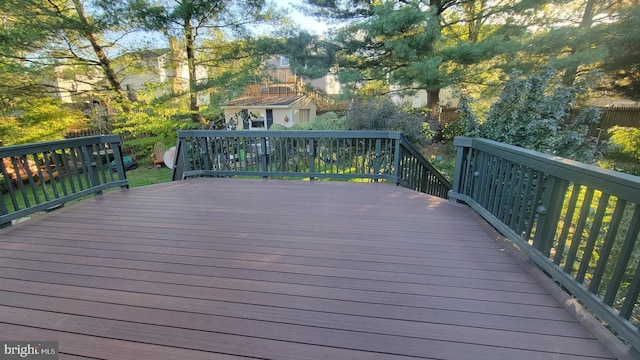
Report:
151,142,166,168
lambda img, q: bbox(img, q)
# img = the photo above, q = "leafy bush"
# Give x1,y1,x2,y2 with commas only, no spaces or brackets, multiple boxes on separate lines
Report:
442,94,480,141
480,68,602,162
270,112,348,131
0,97,87,145
114,100,199,161
346,97,428,144
608,126,640,161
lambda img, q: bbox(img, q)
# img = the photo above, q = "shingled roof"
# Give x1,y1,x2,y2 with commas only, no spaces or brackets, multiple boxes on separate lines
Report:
223,95,304,107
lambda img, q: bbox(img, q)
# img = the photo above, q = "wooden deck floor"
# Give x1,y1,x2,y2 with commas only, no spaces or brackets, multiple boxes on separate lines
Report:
0,178,627,359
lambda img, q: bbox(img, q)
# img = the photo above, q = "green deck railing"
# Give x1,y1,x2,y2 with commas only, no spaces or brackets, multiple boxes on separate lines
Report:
172,130,451,198
450,137,640,351
0,135,128,227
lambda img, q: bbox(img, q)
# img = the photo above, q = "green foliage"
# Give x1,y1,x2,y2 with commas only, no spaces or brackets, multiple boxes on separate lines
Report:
600,7,640,101
0,98,87,145
113,99,199,160
269,112,348,131
480,68,601,162
608,126,640,162
442,94,480,141
346,98,428,145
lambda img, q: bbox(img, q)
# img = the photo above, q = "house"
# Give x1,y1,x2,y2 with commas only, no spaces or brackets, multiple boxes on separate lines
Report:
50,38,209,106
221,56,324,129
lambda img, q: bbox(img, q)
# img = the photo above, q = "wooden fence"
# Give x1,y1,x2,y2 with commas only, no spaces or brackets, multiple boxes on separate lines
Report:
597,106,640,129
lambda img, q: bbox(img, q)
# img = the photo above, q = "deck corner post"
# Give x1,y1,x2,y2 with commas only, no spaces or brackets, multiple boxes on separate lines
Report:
83,145,101,195
109,141,128,188
393,136,402,186
452,137,471,198
532,176,569,256
0,192,8,220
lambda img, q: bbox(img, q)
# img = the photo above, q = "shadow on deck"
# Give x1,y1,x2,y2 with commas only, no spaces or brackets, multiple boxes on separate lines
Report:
0,179,629,359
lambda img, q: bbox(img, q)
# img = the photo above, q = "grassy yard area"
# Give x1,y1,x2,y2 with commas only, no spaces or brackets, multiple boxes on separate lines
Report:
125,166,173,187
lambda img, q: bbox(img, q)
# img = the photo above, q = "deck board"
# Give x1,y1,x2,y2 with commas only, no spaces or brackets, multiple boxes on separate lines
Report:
0,178,626,359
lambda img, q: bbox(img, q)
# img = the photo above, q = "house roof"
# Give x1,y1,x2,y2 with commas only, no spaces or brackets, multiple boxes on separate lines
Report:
223,95,305,108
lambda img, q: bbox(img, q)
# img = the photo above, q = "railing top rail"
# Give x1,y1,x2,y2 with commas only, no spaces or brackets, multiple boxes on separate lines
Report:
454,137,640,203
0,135,122,157
177,130,404,140
401,138,453,190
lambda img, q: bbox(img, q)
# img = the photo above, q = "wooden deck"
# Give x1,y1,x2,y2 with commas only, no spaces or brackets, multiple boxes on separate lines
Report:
0,178,628,359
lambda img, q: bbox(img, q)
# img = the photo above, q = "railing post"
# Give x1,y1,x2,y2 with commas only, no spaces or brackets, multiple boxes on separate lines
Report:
451,137,472,200
172,137,188,180
108,139,128,187
374,138,381,182
260,136,268,179
308,138,315,181
82,145,101,194
532,176,569,256
393,137,402,186
0,190,8,228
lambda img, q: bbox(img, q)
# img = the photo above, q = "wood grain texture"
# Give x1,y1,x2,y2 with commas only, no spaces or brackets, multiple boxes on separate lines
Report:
0,178,621,359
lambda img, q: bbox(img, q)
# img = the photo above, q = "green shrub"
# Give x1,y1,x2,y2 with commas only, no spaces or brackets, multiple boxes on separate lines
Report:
608,126,640,161
271,112,348,131
346,98,428,144
480,68,601,162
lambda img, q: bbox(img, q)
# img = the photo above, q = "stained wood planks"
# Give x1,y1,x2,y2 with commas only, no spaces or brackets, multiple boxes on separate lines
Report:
0,178,621,359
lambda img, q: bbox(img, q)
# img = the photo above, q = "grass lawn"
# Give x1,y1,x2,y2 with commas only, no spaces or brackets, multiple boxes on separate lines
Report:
125,165,173,187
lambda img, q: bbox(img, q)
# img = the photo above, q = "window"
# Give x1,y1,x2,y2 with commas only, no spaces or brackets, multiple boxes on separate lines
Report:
280,56,290,67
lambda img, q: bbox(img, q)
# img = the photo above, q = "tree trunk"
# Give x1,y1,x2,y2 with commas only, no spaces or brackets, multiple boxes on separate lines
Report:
184,20,202,124
562,0,597,86
71,0,128,104
426,89,440,109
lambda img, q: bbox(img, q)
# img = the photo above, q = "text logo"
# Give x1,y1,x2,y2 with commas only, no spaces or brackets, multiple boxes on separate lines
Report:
1,342,58,360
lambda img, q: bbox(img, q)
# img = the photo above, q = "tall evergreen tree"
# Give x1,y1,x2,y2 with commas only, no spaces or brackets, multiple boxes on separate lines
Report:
299,0,521,107
124,0,284,123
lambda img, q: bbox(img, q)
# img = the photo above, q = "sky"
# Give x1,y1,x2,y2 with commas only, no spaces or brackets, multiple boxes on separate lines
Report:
275,0,330,35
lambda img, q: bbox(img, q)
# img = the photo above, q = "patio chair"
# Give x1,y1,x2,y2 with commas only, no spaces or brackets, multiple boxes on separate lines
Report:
151,142,166,168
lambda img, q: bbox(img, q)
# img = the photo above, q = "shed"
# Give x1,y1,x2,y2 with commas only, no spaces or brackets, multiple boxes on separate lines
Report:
222,95,317,130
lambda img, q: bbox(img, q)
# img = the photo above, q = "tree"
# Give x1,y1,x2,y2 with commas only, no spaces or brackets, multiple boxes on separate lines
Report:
126,0,284,124
599,6,640,101
519,0,640,93
299,0,520,107
0,0,154,116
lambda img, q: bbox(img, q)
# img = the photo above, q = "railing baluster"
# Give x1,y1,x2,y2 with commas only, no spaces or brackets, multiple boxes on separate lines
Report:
588,196,623,293
554,184,582,265
575,190,609,282
603,204,640,305
449,137,640,350
1,135,127,226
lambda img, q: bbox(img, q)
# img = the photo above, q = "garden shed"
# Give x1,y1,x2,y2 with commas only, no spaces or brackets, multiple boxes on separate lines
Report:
222,95,317,130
